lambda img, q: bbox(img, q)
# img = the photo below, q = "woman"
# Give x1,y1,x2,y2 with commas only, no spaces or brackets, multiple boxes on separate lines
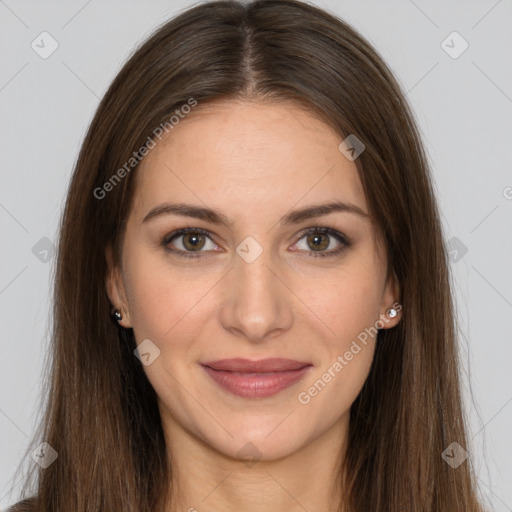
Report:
8,0,485,510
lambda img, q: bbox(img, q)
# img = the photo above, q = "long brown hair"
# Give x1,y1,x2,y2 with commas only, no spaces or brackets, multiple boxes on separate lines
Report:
9,0,485,510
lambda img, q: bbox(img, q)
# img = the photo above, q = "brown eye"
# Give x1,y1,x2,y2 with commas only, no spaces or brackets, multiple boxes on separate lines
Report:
181,232,206,251
163,228,217,257
293,227,350,259
306,233,330,251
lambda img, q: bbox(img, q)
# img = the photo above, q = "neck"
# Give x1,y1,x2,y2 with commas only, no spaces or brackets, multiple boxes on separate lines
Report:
162,411,349,512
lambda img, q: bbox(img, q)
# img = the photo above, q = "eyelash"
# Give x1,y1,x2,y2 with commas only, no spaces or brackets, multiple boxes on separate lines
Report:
161,226,351,260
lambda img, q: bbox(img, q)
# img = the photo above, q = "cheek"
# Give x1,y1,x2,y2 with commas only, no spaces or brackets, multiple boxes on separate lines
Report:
301,263,383,343
293,266,381,403
294,272,380,414
296,340,375,434
122,251,220,348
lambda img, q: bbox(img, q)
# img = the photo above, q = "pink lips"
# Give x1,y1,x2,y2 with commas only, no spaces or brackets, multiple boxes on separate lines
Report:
200,358,312,399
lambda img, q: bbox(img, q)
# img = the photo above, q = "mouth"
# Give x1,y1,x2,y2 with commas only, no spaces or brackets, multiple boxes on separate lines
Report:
200,358,312,399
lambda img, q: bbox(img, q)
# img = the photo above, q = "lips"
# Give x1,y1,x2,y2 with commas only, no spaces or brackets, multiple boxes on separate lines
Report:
201,357,310,373
200,358,312,399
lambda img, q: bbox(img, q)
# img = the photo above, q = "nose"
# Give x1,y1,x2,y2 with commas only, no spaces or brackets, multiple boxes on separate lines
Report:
218,245,294,343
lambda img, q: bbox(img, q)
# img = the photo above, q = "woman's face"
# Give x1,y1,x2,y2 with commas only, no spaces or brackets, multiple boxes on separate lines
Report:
106,99,400,462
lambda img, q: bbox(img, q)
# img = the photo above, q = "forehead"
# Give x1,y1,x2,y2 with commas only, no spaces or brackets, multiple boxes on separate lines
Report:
131,99,366,221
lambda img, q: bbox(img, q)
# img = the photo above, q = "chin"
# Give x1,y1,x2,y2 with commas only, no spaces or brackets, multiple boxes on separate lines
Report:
198,413,315,463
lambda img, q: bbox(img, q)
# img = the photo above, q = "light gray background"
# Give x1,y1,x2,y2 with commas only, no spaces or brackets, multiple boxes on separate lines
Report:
1,0,511,510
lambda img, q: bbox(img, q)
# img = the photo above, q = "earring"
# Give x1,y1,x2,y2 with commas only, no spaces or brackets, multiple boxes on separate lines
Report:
113,309,123,321
386,305,400,318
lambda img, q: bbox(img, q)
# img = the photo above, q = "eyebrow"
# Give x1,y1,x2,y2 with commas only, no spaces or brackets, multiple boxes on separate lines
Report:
142,200,369,227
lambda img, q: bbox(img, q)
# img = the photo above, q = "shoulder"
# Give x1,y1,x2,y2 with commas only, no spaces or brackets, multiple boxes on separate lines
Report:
6,496,37,512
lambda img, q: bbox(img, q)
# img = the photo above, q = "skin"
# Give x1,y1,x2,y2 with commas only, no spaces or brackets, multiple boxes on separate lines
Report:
105,99,401,512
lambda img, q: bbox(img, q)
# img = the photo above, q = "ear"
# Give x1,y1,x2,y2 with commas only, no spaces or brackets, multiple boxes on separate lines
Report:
105,242,132,328
378,268,401,330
